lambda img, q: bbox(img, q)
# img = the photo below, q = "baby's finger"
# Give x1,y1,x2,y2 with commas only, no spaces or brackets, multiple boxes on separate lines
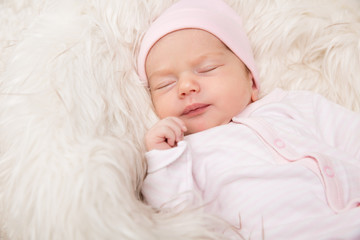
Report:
160,126,179,147
146,118,185,150
165,132,176,147
170,117,187,132
164,117,186,142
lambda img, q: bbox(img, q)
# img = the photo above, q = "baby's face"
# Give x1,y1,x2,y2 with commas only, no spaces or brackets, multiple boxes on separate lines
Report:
145,29,258,134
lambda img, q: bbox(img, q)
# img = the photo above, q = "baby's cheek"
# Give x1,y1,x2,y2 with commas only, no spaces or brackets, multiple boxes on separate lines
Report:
152,94,180,118
155,106,172,119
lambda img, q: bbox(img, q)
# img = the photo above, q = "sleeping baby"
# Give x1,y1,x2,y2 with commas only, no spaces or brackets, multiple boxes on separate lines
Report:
137,0,360,238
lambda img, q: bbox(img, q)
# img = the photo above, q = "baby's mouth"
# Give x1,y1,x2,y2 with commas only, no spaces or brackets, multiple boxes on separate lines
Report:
181,103,210,116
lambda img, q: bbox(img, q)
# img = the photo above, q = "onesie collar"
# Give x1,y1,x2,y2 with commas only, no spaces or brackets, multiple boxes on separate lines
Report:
232,88,288,120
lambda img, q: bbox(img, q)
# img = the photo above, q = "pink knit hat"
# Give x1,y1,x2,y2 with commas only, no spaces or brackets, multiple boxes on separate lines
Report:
137,0,259,89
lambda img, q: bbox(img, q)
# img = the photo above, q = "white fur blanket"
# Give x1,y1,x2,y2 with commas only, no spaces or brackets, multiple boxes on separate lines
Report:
0,0,359,239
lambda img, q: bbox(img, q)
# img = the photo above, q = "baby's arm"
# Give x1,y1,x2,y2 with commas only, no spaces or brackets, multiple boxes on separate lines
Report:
142,118,195,209
142,140,196,210
145,117,187,151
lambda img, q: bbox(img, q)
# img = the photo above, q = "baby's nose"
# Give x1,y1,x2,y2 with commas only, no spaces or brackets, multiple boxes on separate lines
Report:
178,73,200,97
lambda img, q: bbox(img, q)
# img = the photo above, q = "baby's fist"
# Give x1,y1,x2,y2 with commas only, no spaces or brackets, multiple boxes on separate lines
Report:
145,117,187,151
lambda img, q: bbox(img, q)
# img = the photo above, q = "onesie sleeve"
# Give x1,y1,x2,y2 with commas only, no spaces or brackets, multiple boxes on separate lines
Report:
311,93,360,159
141,141,196,210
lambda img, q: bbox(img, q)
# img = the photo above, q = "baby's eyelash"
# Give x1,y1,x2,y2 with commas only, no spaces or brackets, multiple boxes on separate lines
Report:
202,66,217,72
197,65,222,73
155,80,176,90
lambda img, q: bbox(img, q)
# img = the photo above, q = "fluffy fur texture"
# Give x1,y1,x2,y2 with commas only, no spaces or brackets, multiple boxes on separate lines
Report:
0,0,359,239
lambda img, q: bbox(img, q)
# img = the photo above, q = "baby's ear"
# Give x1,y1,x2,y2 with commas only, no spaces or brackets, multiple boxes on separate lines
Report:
251,87,259,102
249,73,259,102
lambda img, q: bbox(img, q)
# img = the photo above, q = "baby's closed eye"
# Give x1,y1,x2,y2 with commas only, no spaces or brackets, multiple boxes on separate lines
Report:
197,66,218,73
152,77,177,90
196,63,224,74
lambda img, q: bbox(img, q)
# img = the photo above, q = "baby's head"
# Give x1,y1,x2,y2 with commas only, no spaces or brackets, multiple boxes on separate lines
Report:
137,0,259,134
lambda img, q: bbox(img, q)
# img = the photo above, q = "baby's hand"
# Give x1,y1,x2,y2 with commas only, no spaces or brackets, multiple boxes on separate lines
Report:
145,117,187,151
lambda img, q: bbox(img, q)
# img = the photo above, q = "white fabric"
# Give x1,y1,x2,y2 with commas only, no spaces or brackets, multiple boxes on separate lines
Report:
142,89,360,239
